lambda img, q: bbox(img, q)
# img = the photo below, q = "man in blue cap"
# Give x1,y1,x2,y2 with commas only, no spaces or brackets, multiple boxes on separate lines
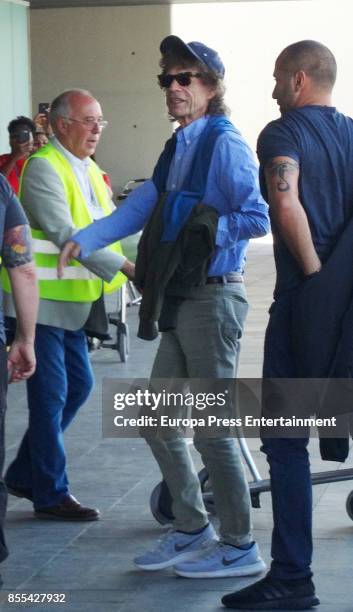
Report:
58,36,269,578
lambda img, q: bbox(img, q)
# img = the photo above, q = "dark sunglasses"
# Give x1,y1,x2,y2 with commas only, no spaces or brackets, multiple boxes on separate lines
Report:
157,71,203,88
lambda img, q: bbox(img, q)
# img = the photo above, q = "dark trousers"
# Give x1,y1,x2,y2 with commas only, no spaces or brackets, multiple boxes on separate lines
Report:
0,344,9,563
262,294,312,580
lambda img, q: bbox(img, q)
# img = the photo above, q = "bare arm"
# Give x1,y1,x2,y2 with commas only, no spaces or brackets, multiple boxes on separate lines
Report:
265,156,322,275
0,156,17,179
0,142,33,179
2,224,38,382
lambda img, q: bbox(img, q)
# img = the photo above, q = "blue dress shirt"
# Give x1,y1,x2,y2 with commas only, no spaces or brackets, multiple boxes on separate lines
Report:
74,116,269,274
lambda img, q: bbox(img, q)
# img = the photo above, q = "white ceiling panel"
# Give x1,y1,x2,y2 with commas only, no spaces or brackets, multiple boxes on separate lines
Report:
30,0,299,8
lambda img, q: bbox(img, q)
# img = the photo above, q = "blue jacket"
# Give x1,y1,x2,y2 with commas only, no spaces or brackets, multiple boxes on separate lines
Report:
152,115,237,242
293,217,353,460
135,116,235,340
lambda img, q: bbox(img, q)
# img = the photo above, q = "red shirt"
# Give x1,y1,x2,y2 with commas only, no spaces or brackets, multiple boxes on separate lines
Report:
102,172,112,190
0,155,26,195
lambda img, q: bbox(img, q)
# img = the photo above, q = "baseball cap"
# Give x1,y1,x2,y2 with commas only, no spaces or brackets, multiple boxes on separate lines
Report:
160,35,225,78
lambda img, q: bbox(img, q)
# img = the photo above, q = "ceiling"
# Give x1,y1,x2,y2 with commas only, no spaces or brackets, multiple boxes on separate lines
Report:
29,0,296,8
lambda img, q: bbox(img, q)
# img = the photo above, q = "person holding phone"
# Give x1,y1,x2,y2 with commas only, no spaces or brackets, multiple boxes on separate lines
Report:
0,116,36,195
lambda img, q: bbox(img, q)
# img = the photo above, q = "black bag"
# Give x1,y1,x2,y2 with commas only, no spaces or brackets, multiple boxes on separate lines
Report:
84,293,111,341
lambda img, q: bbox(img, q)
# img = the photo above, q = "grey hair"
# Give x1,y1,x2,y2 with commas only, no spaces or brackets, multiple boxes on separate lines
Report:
159,52,229,117
49,89,93,127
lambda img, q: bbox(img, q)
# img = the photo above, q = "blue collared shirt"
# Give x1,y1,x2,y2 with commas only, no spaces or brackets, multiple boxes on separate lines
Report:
74,116,269,274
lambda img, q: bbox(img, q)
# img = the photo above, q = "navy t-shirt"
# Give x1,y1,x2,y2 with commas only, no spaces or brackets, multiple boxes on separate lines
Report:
257,105,353,296
0,175,29,343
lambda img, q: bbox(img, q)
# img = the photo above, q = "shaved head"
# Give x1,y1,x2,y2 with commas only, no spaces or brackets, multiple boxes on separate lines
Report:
277,40,337,91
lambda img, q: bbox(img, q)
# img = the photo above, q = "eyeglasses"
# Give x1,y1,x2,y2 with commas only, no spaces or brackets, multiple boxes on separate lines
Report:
62,117,108,130
157,72,203,88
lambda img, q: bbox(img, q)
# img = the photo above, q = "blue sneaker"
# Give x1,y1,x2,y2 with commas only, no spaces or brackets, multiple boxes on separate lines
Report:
174,541,266,578
134,524,218,570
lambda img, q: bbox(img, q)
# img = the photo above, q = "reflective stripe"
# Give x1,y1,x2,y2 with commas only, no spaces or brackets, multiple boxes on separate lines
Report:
36,267,99,281
32,238,60,254
22,142,126,300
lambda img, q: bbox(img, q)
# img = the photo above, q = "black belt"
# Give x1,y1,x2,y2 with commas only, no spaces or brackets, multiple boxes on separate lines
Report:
206,273,243,285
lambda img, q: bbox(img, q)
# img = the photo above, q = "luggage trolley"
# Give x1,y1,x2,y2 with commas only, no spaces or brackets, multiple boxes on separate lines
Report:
86,179,145,362
150,434,353,524
113,184,353,520
104,179,146,361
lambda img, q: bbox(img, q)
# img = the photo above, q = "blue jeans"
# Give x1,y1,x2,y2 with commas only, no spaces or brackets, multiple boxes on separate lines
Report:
5,324,94,508
262,294,312,580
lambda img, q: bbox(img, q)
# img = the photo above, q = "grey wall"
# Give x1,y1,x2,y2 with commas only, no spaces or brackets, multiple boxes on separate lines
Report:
30,6,173,193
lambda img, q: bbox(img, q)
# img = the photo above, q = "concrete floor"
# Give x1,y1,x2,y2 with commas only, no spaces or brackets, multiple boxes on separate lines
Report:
0,239,352,611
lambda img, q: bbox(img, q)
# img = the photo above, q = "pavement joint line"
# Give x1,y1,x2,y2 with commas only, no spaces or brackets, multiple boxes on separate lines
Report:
9,464,160,589
103,466,159,513
14,516,110,591
11,465,164,590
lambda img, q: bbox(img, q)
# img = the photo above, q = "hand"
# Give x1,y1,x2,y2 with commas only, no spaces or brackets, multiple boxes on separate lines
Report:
121,259,135,281
33,112,50,133
57,240,81,278
7,340,36,383
304,262,322,276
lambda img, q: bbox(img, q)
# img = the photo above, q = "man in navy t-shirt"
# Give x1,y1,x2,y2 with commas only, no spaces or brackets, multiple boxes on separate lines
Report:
0,175,38,582
222,41,353,610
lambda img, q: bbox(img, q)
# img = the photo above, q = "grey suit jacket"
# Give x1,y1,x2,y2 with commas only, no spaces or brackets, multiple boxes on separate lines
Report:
4,142,125,330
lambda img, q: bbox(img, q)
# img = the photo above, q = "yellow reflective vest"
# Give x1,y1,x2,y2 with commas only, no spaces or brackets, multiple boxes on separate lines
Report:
2,141,126,302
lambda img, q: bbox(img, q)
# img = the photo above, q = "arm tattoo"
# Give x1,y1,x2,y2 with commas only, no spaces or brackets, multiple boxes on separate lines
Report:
267,160,299,192
2,224,33,268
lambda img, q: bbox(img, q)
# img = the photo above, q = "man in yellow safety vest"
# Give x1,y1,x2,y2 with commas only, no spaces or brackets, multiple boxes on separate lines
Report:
3,89,134,520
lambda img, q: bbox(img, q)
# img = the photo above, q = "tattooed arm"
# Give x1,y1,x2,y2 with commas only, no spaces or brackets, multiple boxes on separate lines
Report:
265,156,322,275
2,224,38,381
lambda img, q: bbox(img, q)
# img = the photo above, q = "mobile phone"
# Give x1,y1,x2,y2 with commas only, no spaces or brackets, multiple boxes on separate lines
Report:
16,129,31,144
38,102,50,115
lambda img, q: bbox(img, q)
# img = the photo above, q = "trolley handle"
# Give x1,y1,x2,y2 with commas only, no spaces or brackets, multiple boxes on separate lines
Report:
117,178,148,201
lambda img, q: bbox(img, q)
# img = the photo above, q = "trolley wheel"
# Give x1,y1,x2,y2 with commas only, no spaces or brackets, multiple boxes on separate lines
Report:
150,480,174,525
117,323,129,362
198,468,217,514
86,336,101,353
251,491,261,509
346,490,353,521
150,469,210,525
198,467,210,492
